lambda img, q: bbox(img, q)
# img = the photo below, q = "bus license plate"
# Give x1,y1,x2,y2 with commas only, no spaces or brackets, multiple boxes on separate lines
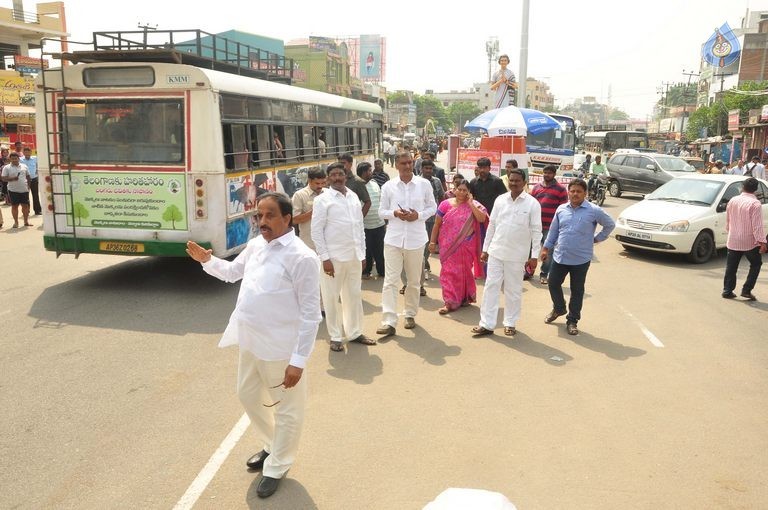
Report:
99,241,145,254
626,231,651,241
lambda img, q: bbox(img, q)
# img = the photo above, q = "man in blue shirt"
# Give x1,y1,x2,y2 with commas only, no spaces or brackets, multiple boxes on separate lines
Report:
540,178,615,335
21,147,40,215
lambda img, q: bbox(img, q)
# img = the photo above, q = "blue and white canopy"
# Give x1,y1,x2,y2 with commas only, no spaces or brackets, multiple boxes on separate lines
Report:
466,106,561,137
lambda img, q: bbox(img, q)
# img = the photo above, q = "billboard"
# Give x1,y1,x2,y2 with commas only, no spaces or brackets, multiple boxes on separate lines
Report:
359,34,382,81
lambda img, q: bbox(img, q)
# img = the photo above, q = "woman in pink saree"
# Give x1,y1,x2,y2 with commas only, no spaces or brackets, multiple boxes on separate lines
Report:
429,179,489,315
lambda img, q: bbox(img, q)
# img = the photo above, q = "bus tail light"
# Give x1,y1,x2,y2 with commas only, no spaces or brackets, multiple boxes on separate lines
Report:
194,176,207,219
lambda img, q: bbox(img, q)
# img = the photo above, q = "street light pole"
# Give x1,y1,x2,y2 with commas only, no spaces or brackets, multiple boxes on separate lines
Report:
517,0,530,108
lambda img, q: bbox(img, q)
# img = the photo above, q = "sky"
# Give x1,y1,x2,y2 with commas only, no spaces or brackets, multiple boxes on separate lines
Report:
52,0,768,119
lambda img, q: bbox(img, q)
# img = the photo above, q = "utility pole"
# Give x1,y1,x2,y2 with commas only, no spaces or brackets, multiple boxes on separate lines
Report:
517,0,530,108
138,22,157,47
713,72,735,136
681,70,700,140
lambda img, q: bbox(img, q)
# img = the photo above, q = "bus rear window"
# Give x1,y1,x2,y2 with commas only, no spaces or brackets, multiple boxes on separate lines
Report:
64,99,184,164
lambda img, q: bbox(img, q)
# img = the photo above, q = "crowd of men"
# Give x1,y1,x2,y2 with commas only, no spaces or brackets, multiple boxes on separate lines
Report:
0,140,40,229
186,149,623,498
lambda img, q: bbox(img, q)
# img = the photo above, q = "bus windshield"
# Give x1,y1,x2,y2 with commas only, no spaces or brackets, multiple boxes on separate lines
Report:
527,115,575,153
64,99,184,164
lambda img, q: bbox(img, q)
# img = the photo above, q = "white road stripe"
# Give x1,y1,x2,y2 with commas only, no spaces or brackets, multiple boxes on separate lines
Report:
173,413,250,510
619,306,665,348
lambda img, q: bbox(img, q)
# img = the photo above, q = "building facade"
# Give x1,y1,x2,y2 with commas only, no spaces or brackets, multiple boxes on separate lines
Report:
0,1,67,146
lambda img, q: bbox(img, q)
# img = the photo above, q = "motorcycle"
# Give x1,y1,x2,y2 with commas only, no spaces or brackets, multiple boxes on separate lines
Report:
587,173,608,206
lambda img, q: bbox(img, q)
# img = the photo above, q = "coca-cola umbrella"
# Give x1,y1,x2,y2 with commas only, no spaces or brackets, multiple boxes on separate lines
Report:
465,105,561,137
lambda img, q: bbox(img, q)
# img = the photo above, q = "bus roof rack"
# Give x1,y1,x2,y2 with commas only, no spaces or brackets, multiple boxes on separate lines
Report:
58,29,294,84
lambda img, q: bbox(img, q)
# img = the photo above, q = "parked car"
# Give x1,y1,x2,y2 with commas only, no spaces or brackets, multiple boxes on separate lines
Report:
614,175,768,263
681,156,706,172
605,151,696,197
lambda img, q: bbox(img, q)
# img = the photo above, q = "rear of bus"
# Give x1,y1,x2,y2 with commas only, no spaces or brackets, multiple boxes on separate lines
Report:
36,63,220,257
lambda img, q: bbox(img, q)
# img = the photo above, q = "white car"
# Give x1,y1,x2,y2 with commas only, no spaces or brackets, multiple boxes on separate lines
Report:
614,175,768,263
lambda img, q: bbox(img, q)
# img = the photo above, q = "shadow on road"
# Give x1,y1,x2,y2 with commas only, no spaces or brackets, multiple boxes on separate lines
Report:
246,477,318,509
488,331,574,366
28,257,238,335
557,328,647,361
386,327,462,366
325,344,384,384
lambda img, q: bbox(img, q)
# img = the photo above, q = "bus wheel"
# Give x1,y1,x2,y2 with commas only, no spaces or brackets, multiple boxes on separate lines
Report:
608,180,622,198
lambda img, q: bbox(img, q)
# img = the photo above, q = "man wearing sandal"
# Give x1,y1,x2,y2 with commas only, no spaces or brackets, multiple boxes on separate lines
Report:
186,192,321,499
472,169,541,337
312,162,375,351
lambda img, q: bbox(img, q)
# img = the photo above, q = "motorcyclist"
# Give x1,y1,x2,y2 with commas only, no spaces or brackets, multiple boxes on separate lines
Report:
587,155,607,197
578,154,592,178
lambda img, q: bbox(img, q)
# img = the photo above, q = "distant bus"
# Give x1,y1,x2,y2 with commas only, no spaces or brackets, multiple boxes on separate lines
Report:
527,114,576,172
584,130,649,160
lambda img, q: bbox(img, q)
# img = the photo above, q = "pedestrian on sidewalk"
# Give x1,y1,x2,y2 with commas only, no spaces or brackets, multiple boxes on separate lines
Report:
722,177,767,301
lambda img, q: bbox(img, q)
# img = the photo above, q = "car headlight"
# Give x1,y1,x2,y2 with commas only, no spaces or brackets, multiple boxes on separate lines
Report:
661,220,689,232
617,216,626,226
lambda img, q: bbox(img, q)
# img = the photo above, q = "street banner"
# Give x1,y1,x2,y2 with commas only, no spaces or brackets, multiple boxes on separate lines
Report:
457,149,502,177
701,23,741,68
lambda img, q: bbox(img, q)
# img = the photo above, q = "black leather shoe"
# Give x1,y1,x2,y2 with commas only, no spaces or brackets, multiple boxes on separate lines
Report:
246,450,269,470
566,322,578,335
740,292,757,301
257,475,281,498
722,291,737,299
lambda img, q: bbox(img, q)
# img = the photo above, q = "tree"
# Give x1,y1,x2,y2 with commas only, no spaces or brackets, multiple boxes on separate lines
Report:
162,204,183,229
387,91,410,105
446,102,482,133
413,95,450,133
661,82,697,108
73,202,89,226
609,109,630,121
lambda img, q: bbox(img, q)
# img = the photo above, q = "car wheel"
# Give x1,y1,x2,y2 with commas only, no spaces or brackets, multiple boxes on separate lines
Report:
608,180,622,197
686,231,714,263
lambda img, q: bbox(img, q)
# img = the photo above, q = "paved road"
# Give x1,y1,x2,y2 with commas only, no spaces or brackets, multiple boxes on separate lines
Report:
2,183,767,509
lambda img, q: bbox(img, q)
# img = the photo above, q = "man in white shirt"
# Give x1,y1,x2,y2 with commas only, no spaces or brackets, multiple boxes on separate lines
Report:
376,151,437,335
745,156,766,180
726,160,745,175
472,169,542,337
311,162,374,351
1,152,31,228
186,192,321,499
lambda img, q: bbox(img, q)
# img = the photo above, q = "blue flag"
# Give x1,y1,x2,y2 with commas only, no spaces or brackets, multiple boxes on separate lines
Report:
702,23,741,68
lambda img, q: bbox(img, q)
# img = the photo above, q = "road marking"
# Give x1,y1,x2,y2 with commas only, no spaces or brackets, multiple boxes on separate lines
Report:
173,413,250,510
619,306,665,348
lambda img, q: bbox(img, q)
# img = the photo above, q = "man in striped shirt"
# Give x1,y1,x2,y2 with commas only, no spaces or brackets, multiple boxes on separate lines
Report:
530,165,568,284
722,177,767,301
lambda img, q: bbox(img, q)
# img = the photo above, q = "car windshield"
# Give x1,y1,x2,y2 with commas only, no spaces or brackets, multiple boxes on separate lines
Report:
654,156,696,172
646,179,725,206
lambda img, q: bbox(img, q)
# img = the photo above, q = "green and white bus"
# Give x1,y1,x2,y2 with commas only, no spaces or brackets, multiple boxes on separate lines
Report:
37,61,382,257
